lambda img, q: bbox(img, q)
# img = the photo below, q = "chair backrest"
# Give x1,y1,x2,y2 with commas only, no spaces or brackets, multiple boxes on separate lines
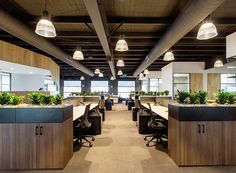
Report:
82,104,91,128
147,103,158,128
137,100,142,108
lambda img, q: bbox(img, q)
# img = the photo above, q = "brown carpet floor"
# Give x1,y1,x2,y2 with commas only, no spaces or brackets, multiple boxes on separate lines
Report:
3,104,236,173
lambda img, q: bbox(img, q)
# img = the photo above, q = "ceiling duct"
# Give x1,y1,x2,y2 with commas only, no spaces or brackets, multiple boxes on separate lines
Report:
133,0,226,76
0,7,94,76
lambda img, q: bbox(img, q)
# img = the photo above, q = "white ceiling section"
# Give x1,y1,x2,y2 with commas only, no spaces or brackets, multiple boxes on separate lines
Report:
0,60,50,75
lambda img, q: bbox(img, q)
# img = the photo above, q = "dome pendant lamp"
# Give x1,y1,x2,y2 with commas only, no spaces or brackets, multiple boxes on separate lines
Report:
116,59,125,67
35,0,56,38
117,70,123,76
214,60,223,68
197,16,218,40
115,35,128,52
163,51,175,61
73,47,84,60
94,68,100,74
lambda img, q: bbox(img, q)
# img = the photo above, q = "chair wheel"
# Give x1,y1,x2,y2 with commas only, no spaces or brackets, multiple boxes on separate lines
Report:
92,137,95,141
89,144,93,147
144,137,147,140
146,143,149,147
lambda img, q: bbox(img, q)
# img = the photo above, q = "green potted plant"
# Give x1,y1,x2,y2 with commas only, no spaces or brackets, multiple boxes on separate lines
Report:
28,92,42,105
41,94,53,105
10,95,24,105
196,91,208,104
227,93,235,104
0,92,11,105
176,90,190,104
52,94,62,105
216,92,229,104
164,90,169,96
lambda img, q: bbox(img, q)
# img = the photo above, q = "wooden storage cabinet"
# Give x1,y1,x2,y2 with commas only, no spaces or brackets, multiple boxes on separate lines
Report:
0,105,73,170
0,124,17,169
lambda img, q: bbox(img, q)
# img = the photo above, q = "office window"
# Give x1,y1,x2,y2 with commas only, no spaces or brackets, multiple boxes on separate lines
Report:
44,78,56,92
1,72,11,91
118,81,135,98
141,80,148,92
150,79,161,92
173,74,189,97
91,81,108,92
220,74,236,93
63,81,81,98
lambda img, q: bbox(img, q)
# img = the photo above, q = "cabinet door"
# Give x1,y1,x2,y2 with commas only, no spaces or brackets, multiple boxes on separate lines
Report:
224,121,236,165
37,123,63,169
17,124,38,169
0,124,17,169
179,121,199,165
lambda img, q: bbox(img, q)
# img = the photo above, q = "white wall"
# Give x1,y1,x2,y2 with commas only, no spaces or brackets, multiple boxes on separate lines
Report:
11,74,45,91
146,71,162,79
160,63,173,96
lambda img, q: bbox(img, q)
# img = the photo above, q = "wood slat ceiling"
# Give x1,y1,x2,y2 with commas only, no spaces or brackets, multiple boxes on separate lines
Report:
0,0,235,79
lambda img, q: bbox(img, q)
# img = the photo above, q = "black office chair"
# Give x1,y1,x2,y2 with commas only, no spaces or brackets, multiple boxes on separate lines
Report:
144,103,168,147
74,104,95,147
105,98,112,111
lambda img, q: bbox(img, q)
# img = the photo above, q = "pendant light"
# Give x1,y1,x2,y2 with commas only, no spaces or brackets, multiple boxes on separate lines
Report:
35,0,56,38
73,48,84,60
116,59,125,67
94,68,100,74
117,70,123,76
197,20,218,40
144,69,149,75
115,36,128,52
163,51,175,61
139,72,144,78
98,72,104,77
110,76,115,80
139,76,143,80
80,76,85,80
214,60,223,68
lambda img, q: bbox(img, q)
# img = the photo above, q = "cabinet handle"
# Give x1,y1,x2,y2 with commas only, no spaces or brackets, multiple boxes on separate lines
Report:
198,124,201,133
202,124,205,133
35,126,39,135
40,126,43,135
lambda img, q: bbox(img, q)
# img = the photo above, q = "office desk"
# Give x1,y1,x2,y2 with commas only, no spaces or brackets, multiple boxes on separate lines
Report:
73,103,98,121
73,104,101,135
142,103,168,120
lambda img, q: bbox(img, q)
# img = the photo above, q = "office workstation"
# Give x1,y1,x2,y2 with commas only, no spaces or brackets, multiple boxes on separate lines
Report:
0,0,236,172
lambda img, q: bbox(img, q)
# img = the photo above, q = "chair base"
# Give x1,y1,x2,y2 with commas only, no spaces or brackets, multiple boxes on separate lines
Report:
144,133,167,148
74,135,95,147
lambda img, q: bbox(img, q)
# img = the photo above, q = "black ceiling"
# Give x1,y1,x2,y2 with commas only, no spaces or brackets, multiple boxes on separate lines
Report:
0,0,235,79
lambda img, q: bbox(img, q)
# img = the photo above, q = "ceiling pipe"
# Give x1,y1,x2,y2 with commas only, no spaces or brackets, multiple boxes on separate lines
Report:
133,0,226,76
0,7,94,76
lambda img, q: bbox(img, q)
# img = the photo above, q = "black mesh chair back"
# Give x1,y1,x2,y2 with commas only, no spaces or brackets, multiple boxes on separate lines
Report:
147,103,164,129
82,104,91,129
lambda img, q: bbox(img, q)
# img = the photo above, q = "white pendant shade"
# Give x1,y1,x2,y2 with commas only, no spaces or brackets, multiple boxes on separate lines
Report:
73,49,84,60
117,70,123,76
98,72,104,77
115,39,128,52
214,60,223,68
197,22,218,40
110,76,115,80
116,59,125,67
94,68,100,74
139,72,144,78
80,76,85,80
139,76,143,80
144,69,149,75
163,51,175,61
35,11,56,38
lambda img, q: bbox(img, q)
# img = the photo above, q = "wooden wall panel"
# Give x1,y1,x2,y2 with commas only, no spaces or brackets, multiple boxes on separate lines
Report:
207,73,220,100
0,40,60,88
190,73,203,92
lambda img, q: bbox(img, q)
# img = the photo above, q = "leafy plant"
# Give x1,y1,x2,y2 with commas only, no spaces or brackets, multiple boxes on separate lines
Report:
0,92,11,105
227,93,235,104
164,90,169,96
189,92,198,104
52,94,62,105
176,90,190,104
10,95,24,105
28,92,42,105
216,92,230,104
41,95,53,105
196,91,208,104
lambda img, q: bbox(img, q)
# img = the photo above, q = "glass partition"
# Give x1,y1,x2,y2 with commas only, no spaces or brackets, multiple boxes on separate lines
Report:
220,74,236,93
173,73,189,97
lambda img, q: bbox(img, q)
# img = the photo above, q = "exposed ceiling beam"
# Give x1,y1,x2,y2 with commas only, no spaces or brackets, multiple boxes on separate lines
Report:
83,0,116,79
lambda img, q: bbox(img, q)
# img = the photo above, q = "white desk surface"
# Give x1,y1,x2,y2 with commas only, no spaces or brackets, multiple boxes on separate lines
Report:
73,104,98,121
142,103,168,120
